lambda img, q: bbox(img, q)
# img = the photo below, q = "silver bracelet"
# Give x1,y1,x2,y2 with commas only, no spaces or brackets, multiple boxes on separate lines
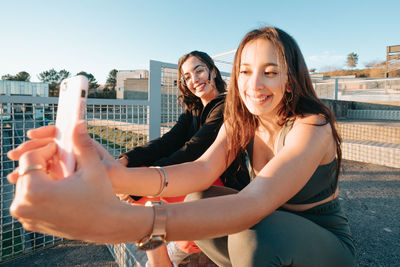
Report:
150,166,164,197
152,166,168,197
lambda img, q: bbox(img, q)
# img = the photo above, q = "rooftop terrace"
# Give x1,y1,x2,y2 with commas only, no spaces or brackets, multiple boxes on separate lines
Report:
1,64,399,266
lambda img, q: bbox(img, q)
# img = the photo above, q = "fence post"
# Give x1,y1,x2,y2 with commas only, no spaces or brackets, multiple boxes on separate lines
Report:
149,60,162,140
334,78,339,100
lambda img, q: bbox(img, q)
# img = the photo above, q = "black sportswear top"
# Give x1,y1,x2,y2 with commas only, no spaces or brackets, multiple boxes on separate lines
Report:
245,119,338,204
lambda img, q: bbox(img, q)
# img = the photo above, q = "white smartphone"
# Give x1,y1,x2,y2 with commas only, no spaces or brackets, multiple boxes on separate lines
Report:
55,75,89,177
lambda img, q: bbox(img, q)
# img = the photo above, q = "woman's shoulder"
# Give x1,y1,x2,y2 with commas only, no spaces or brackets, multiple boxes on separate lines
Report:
288,114,333,141
209,94,226,107
204,95,226,115
292,114,330,127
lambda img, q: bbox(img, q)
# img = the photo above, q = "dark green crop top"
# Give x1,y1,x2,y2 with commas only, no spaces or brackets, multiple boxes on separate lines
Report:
245,119,338,205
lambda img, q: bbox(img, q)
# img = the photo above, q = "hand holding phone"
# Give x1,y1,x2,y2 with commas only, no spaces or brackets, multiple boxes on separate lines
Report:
55,75,88,177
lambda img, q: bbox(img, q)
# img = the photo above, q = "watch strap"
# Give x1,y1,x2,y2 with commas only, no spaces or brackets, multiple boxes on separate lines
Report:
151,202,167,238
137,201,167,250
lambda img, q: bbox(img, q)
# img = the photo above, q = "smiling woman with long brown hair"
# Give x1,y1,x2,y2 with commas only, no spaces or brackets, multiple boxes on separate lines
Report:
117,50,249,266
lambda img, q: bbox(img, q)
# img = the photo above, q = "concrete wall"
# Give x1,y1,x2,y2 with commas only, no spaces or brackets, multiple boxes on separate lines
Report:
116,70,148,91
122,78,148,100
116,70,149,99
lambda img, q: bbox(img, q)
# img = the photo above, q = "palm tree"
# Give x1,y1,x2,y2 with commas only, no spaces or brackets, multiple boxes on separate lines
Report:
15,71,31,81
76,71,99,90
38,69,71,97
346,52,359,69
106,69,118,90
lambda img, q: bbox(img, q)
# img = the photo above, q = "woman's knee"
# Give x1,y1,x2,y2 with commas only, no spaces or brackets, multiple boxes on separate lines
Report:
184,191,203,202
228,211,354,267
195,237,231,267
227,225,277,266
227,213,294,266
185,186,238,202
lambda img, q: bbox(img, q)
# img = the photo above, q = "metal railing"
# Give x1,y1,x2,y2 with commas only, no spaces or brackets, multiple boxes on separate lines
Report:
1,61,399,265
313,77,400,103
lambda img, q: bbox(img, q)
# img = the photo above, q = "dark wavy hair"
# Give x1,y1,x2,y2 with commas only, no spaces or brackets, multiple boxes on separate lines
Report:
177,51,226,110
224,27,342,187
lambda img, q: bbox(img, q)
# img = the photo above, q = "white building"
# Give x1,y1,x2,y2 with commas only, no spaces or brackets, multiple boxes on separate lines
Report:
0,80,49,116
116,70,149,100
0,80,49,97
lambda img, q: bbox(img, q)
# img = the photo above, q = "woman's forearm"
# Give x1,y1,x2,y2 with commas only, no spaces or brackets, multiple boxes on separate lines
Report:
105,204,153,244
114,190,266,243
165,193,263,240
110,126,231,197
111,160,221,197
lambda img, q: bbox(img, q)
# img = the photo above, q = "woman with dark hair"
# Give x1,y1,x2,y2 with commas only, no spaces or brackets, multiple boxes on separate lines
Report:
9,27,355,266
118,51,236,173
176,50,227,110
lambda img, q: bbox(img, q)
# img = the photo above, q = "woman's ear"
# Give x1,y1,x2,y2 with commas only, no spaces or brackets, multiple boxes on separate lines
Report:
212,69,216,80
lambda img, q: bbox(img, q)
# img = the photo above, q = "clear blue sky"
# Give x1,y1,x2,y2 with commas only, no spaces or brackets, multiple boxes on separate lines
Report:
1,0,399,84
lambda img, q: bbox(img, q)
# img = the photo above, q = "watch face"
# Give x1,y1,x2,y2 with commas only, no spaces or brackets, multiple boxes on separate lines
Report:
137,238,165,251
137,236,165,251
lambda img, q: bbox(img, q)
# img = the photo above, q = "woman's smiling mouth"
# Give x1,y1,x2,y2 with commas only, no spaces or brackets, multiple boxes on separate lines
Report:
247,94,271,103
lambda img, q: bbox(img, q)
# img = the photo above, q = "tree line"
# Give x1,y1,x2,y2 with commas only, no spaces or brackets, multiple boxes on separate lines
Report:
1,69,118,98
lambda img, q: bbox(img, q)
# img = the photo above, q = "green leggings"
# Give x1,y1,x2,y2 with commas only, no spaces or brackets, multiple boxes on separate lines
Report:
187,186,355,267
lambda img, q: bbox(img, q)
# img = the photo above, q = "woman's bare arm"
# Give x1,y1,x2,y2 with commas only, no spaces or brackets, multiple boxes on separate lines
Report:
109,124,233,196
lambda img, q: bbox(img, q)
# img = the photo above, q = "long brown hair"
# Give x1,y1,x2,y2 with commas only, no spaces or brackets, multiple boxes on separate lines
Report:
177,51,226,111
224,27,342,185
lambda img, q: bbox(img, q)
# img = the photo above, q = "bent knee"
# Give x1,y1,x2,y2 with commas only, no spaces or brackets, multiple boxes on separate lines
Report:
185,191,203,202
185,186,238,203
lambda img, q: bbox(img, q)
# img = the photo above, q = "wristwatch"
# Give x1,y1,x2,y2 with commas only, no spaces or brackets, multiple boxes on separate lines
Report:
137,201,167,250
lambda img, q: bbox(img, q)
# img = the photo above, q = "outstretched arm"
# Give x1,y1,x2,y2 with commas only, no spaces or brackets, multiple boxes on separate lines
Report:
10,116,336,244
7,124,228,196
8,109,228,197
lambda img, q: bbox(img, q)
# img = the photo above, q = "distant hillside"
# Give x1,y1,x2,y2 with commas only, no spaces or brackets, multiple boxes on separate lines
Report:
314,63,400,78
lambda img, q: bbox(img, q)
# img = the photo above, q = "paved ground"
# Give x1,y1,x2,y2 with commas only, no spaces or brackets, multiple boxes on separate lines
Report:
339,160,400,267
1,160,399,267
0,240,117,267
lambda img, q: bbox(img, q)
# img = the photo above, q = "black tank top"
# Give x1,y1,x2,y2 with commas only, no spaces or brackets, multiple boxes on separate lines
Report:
245,119,338,204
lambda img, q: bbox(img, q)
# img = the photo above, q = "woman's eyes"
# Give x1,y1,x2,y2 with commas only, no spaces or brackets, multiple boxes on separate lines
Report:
239,70,278,76
182,68,206,82
265,71,278,76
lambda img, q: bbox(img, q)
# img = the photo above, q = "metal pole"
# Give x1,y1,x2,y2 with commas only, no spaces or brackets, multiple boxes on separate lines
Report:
386,47,389,78
148,60,162,140
334,78,339,100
